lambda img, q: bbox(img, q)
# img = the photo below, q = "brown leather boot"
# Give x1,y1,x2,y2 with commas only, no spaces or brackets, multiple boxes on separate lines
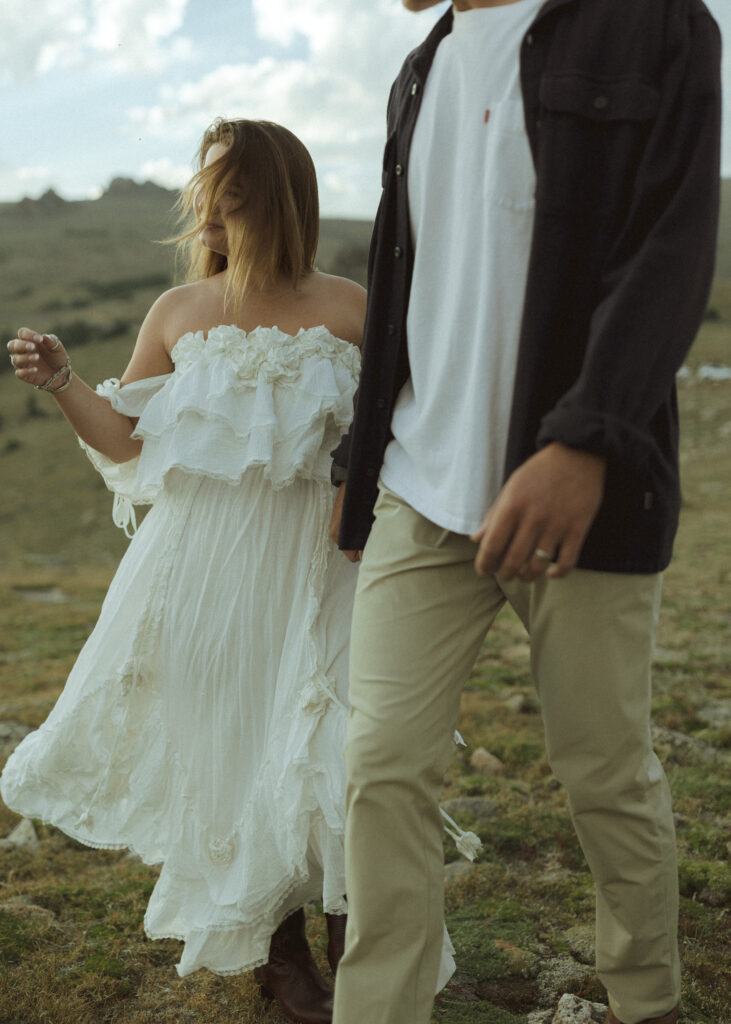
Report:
324,912,347,974
254,908,333,1024
604,1006,679,1024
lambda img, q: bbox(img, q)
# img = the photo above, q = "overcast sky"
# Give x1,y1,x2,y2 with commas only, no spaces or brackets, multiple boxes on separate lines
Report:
2,0,729,219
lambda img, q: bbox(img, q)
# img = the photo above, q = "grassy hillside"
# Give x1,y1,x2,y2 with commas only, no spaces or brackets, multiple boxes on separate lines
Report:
715,178,731,280
0,183,372,356
0,184,728,1023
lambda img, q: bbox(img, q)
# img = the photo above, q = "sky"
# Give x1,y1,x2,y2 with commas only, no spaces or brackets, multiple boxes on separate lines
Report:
1,0,729,220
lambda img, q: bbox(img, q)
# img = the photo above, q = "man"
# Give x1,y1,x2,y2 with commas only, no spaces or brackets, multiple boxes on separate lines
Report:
330,1,721,1023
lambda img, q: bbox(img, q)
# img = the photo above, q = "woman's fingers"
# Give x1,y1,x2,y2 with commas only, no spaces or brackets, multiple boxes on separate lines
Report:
7,336,41,380
7,329,66,384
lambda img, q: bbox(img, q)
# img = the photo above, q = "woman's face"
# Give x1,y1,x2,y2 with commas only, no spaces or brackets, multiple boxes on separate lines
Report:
196,142,245,256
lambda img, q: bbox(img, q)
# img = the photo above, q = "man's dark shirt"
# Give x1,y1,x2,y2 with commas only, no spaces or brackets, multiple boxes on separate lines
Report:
333,0,721,573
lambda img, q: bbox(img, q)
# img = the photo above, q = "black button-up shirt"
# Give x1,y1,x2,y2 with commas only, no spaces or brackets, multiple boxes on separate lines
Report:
333,0,721,574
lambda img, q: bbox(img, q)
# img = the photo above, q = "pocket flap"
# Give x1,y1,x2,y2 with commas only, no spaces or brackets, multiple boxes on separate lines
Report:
539,73,659,121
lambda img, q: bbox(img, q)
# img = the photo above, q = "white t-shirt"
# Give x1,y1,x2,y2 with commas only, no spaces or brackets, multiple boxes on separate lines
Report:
380,0,543,535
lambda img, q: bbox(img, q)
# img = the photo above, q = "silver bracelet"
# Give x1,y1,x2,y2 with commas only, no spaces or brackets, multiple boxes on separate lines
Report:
47,368,73,393
35,359,72,393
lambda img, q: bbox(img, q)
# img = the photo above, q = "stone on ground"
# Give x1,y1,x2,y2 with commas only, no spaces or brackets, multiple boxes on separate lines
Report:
469,746,505,775
0,817,40,853
552,993,607,1022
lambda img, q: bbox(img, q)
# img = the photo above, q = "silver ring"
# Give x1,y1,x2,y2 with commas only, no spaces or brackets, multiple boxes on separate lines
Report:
534,547,553,563
47,334,61,351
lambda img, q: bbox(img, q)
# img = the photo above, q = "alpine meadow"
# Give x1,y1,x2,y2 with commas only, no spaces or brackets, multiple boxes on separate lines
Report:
0,179,729,1024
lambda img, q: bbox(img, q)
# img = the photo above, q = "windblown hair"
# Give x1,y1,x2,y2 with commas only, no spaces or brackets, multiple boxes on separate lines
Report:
174,118,319,314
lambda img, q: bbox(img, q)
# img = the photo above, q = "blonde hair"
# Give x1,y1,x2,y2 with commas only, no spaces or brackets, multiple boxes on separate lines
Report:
174,119,319,315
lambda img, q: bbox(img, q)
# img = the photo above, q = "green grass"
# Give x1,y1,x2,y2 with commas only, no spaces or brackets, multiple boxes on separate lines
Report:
0,224,729,1020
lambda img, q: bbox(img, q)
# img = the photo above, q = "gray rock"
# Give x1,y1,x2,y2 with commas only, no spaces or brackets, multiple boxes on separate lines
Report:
469,747,505,776
16,587,68,604
527,1013,555,1024
565,924,595,965
440,797,498,821
0,818,40,854
0,721,33,759
551,993,607,1023
536,957,593,1003
696,700,731,729
0,896,62,932
501,644,531,664
444,860,478,884
652,646,687,666
652,724,724,764
504,693,529,713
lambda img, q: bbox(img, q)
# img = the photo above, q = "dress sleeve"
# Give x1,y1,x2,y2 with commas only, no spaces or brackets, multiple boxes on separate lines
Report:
78,376,169,537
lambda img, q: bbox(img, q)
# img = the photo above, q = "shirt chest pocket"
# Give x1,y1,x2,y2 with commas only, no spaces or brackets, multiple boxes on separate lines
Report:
484,98,536,212
539,73,660,123
535,73,659,213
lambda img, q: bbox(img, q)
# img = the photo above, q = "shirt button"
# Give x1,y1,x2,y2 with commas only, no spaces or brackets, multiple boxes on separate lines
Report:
410,82,419,96
376,398,387,410
366,466,377,478
386,324,396,335
593,95,609,110
525,33,534,46
395,163,403,176
394,245,402,259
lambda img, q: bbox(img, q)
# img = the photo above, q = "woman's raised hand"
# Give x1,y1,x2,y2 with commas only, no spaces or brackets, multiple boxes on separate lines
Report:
7,328,69,389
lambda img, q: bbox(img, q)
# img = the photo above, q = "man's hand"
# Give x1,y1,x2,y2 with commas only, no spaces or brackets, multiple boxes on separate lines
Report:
471,443,607,581
329,483,363,563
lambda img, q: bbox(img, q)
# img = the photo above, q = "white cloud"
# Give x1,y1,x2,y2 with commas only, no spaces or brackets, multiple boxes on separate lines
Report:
88,0,189,71
17,166,53,182
139,157,192,189
129,57,384,150
0,0,191,79
126,0,443,215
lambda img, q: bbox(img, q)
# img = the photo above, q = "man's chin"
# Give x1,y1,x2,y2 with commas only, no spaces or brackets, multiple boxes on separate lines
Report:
402,0,445,11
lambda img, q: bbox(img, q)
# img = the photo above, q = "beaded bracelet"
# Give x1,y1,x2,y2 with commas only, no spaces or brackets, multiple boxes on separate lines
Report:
35,359,72,393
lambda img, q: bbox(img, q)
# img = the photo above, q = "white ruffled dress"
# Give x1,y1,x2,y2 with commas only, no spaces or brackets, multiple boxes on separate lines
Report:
1,325,365,977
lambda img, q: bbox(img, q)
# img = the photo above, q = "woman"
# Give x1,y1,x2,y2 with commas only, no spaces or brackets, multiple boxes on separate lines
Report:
1,119,367,1024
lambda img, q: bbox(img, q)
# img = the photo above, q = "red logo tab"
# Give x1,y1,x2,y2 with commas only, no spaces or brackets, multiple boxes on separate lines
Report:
484,108,491,124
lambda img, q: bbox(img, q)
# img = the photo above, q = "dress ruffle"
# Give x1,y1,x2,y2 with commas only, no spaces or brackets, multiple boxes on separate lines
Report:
2,324,459,985
79,325,360,535
78,377,168,536
138,324,360,494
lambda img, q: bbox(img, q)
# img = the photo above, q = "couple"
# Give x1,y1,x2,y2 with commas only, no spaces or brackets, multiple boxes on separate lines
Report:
1,2,721,1024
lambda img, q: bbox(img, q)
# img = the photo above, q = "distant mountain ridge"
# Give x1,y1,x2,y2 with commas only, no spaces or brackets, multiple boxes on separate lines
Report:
103,177,173,199
9,176,730,281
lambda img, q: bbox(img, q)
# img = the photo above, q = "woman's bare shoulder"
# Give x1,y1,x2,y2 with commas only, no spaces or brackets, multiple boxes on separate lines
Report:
307,272,367,347
312,271,367,305
147,277,224,348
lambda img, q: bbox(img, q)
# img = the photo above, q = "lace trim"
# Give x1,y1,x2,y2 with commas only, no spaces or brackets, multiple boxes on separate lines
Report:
170,323,361,383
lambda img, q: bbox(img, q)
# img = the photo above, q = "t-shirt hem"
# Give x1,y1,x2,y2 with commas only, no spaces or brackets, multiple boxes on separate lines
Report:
379,465,485,537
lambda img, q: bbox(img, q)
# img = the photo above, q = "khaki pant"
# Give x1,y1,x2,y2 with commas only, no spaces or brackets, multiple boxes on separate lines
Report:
333,486,680,1024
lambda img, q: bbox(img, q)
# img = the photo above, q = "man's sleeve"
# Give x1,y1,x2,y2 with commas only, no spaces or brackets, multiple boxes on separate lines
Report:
330,77,401,486
537,7,722,470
